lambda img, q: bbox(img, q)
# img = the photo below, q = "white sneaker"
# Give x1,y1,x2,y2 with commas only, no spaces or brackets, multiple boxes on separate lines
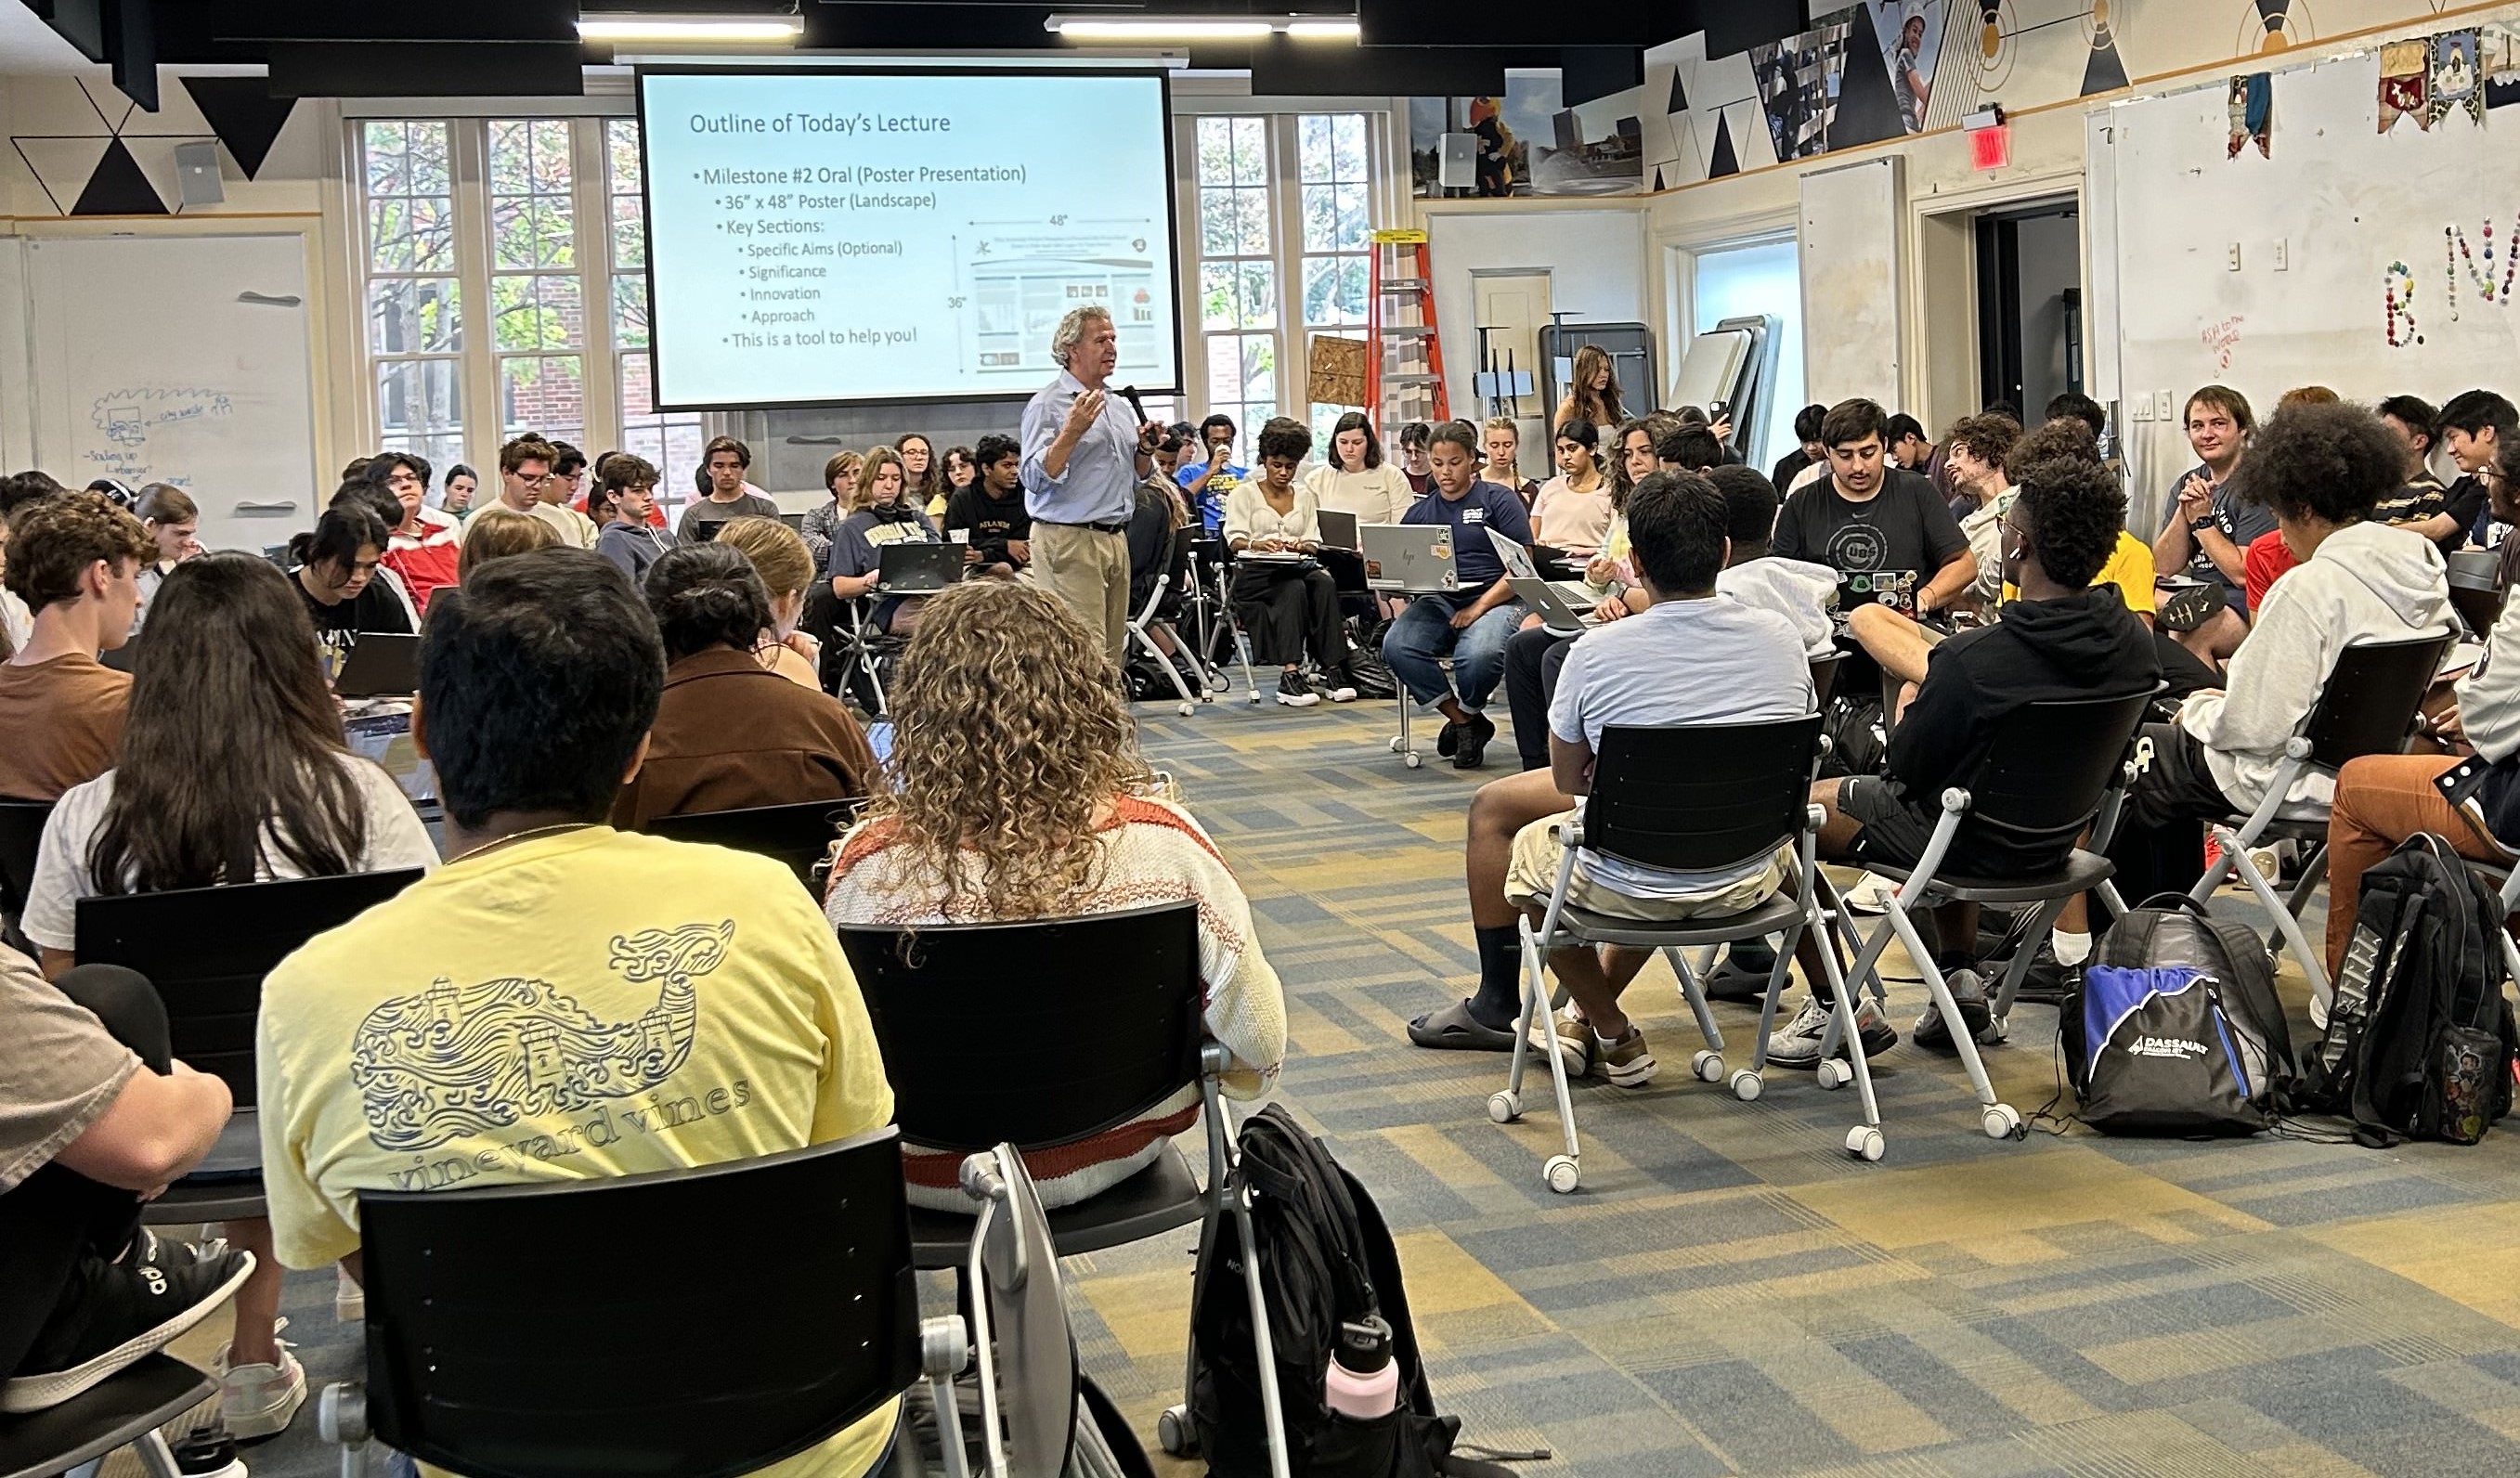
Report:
215,1323,306,1439
334,1265,364,1324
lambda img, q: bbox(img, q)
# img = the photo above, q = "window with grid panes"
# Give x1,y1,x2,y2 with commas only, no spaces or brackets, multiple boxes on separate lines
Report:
605,119,705,517
1194,116,1276,462
1296,114,1371,450
488,119,586,452
363,122,465,478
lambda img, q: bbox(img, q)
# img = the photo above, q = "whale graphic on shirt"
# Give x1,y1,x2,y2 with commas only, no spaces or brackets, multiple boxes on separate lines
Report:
348,920,732,1151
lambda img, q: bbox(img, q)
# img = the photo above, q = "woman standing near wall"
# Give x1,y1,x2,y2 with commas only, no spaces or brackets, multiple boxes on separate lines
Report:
1553,344,1625,434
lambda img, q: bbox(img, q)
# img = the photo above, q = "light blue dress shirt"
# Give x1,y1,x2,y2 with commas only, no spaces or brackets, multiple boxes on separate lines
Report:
1020,369,1142,527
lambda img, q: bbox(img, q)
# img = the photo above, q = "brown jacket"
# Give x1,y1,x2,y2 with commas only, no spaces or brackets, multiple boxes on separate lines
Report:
612,646,878,830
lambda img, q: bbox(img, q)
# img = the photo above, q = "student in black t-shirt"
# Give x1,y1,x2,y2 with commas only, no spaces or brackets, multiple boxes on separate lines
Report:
2150,384,2266,662
2437,389,2517,557
289,505,410,640
1770,397,1973,621
1770,403,1827,496
942,433,1033,577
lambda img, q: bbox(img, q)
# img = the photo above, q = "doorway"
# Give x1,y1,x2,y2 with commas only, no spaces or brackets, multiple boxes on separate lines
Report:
1974,200,2082,421
1470,269,1551,478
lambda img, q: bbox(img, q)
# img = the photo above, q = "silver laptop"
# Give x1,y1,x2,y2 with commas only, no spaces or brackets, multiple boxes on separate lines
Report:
1510,577,1601,635
1359,524,1459,593
876,540,962,594
1316,509,1360,550
1487,526,1594,606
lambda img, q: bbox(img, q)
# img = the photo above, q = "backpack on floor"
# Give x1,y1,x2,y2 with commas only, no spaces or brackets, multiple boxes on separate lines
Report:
1344,644,1400,702
2306,832,2517,1146
1817,694,1886,779
2066,966,2268,1135
2075,893,2296,1115
1189,1106,1516,1478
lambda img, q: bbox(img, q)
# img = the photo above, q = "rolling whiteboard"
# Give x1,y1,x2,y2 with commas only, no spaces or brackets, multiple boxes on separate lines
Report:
2091,53,2515,519
22,234,318,552
1799,155,1904,408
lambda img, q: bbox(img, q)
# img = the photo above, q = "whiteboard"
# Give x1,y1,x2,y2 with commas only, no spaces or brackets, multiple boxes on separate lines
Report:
1798,155,1903,408
2093,54,2516,525
23,235,318,552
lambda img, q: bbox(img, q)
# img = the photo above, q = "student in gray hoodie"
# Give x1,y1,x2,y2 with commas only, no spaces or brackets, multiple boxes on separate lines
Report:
2115,402,2455,901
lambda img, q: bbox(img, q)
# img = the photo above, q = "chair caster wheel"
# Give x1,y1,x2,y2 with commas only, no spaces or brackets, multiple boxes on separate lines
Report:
1845,1125,1885,1161
1388,735,1403,752
1692,1050,1723,1083
1815,1057,1851,1089
1982,1103,2021,1139
1158,1405,1195,1456
1487,1090,1522,1123
1981,1015,2008,1044
1731,1069,1762,1101
1543,1154,1579,1194
1176,702,1195,717
1248,691,1263,705
1404,752,1422,769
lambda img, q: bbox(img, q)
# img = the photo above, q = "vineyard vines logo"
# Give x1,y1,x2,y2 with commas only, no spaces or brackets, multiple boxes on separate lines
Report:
2128,1034,2208,1060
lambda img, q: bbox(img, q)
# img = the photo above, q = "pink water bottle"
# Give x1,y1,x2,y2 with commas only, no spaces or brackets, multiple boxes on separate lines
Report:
1323,1316,1399,1420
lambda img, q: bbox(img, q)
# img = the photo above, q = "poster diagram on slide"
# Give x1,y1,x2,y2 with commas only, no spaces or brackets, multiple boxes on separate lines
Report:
960,218,1165,379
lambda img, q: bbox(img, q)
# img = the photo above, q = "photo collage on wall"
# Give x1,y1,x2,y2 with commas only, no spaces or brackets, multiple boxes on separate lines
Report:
1408,75,1644,198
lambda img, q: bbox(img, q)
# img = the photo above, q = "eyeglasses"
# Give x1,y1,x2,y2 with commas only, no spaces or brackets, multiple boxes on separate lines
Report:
516,472,554,487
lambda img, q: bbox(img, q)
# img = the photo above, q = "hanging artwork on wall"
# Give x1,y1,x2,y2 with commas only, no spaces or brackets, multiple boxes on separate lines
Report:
2430,30,2484,128
2241,0,2310,56
1748,9,1862,161
2380,38,2430,133
1968,2,2018,96
2081,0,2131,97
2484,23,2520,110
1408,77,1644,199
1869,2,1948,136
2228,73,2273,158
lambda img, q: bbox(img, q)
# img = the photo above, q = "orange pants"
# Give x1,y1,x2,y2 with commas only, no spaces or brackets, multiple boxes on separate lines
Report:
2322,753,2506,977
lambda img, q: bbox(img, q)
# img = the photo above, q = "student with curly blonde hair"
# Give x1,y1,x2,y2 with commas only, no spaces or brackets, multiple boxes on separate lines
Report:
823,580,1285,1209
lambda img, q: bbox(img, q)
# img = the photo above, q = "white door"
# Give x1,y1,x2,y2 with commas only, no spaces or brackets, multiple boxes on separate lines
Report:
1471,270,1552,475
25,234,318,554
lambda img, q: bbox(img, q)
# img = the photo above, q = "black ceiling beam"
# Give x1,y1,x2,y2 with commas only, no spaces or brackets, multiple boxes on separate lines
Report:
1359,0,1678,46
146,1,580,64
1687,0,1811,57
266,41,587,98
1560,45,1641,109
1197,38,1541,97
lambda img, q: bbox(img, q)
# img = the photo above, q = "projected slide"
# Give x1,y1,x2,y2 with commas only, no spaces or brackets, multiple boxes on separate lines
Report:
638,69,1181,408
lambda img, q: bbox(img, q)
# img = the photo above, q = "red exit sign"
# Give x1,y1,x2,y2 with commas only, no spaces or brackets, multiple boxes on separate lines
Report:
1970,123,2013,172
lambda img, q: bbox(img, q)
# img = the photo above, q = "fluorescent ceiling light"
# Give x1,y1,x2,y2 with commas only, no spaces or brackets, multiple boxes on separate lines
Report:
1282,19,1360,39
1046,18,1276,41
578,14,806,43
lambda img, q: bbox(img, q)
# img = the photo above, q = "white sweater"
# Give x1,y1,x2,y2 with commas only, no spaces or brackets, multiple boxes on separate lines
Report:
2179,521,2452,814
1304,463,1412,525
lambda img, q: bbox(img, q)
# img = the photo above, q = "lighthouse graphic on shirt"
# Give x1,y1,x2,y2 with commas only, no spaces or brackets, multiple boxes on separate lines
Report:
347,920,729,1151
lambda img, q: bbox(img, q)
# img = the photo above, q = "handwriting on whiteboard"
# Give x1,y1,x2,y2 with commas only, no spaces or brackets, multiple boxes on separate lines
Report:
2201,317,2244,373
88,387,237,448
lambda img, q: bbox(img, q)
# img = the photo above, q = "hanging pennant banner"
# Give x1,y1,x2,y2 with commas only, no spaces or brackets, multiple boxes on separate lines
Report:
2228,72,2272,158
2431,30,2484,128
2381,37,2430,133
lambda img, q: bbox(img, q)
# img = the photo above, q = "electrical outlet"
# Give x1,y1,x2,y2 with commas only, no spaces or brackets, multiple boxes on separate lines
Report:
2228,241,2242,271
2273,238,2288,271
2157,390,2176,422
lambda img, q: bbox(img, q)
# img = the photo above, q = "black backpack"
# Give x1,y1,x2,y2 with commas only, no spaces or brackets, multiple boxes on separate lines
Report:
2307,833,2517,1145
1189,1106,1514,1478
2073,893,2297,1116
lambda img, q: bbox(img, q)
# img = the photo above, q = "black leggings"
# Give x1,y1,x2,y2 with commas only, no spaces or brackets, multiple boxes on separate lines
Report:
0,966,167,1377
1231,564,1346,670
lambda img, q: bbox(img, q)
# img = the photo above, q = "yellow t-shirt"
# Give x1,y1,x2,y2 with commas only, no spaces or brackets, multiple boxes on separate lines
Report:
257,827,897,1478
2004,530,2156,615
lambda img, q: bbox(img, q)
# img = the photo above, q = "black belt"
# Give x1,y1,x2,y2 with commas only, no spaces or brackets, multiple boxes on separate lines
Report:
1042,518,1131,535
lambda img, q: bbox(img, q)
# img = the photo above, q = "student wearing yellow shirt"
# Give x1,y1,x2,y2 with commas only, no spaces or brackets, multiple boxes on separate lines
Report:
255,548,896,1478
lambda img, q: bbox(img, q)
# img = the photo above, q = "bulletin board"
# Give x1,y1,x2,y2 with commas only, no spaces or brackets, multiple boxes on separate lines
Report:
2089,49,2519,525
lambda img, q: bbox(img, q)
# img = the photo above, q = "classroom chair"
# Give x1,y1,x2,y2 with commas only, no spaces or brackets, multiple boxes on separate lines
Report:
318,1131,919,1478
1128,524,1216,716
1491,716,1826,1192
0,798,51,945
831,594,911,717
1814,689,2151,1160
832,902,1288,1475
0,1355,216,1478
645,797,859,892
2189,632,2451,1023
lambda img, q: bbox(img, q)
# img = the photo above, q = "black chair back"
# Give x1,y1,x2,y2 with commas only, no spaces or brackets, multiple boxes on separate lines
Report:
2301,632,2456,770
357,1131,916,1478
1960,689,2154,851
1585,716,1824,875
74,869,425,1106
1806,651,1844,708
2448,551,2505,638
835,903,1203,1154
0,798,50,921
645,799,859,891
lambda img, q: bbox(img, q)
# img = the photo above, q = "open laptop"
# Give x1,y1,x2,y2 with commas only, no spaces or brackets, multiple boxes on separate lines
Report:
1486,527,1595,606
332,631,421,698
876,540,962,594
778,511,806,532
1359,524,1459,593
1316,509,1360,551
1509,577,1601,635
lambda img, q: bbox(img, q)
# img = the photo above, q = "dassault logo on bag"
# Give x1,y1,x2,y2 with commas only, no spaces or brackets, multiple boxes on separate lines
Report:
2128,1034,2210,1060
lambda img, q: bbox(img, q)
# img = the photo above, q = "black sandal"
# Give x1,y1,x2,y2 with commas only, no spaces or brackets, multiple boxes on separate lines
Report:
1408,997,1516,1051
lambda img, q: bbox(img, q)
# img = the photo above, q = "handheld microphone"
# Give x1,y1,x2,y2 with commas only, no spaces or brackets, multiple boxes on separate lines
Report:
1117,384,1150,425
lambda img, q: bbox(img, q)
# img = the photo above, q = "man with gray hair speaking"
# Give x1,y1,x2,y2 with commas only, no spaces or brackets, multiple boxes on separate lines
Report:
1020,305,1162,665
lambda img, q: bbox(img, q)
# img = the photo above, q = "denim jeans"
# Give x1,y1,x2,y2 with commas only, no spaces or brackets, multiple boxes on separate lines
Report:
1382,593,1526,712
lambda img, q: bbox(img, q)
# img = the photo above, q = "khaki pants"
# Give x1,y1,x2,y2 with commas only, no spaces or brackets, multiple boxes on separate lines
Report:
1504,810,1789,921
1029,521,1131,667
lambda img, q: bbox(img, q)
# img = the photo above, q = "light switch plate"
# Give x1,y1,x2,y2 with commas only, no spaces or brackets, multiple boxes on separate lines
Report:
2156,390,2176,421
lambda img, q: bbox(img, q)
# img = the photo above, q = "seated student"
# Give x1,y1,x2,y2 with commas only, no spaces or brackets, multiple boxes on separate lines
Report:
1383,420,1535,771
824,580,1284,1208
454,502,561,581
2150,384,2265,662
255,548,898,1477
22,552,435,1435
615,542,877,828
1177,413,1247,535
2439,388,2516,552
1771,403,1828,501
290,505,411,641
1483,418,1540,509
1305,411,1412,526
1225,419,1357,708
438,462,478,520
2115,400,2455,904
1530,419,1611,558
675,436,781,543
1769,452,2162,1062
1409,473,1813,1075
943,432,1033,577
1,950,247,1416
367,451,460,613
1128,443,1189,622
825,446,946,639
591,451,674,588
1501,468,1834,773
1884,411,1932,472
1945,413,2025,601
714,514,825,690
1773,397,1975,621
331,482,426,629
2376,393,2459,547
535,440,598,546
1396,420,1433,498
461,437,588,552
128,484,201,630
0,494,149,801
801,450,861,566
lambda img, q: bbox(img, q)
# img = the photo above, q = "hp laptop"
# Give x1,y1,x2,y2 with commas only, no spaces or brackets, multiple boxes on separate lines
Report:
1359,525,1459,593
876,540,963,594
332,631,422,698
